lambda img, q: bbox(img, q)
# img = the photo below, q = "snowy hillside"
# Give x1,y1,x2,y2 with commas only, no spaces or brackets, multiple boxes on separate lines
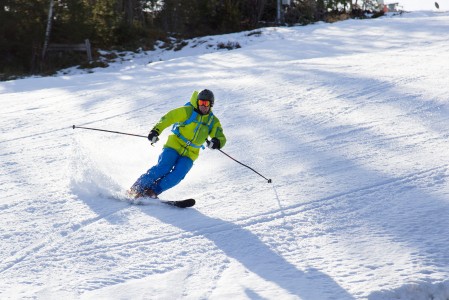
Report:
1,11,449,300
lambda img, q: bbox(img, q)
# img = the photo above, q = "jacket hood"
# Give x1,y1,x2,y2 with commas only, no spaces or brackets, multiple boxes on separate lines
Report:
190,90,199,109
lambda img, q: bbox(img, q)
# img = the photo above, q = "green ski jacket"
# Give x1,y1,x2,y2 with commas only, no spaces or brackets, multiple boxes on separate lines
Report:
151,91,226,161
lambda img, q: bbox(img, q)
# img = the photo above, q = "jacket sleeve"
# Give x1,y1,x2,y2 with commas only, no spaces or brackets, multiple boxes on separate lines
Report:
151,106,190,134
210,117,226,149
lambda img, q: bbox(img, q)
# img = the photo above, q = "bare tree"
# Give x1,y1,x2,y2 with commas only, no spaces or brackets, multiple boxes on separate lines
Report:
42,0,55,60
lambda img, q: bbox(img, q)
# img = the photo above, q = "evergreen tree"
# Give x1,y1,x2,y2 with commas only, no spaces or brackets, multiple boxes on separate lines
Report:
0,1,48,76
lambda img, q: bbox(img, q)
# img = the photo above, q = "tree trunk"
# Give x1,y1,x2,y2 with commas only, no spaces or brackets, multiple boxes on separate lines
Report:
42,0,54,60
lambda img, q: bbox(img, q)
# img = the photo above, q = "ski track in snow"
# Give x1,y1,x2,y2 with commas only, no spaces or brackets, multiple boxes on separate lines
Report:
2,11,449,300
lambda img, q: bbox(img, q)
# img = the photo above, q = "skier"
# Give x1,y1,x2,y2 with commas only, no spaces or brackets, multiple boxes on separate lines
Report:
128,89,226,199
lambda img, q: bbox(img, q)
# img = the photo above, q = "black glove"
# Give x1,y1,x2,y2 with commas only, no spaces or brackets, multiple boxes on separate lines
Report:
207,138,220,150
148,130,159,144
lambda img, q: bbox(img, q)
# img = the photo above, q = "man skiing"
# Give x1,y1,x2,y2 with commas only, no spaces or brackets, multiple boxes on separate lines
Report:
129,89,226,199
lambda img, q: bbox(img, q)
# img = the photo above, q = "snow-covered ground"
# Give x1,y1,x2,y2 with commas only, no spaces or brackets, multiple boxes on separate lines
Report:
1,11,449,300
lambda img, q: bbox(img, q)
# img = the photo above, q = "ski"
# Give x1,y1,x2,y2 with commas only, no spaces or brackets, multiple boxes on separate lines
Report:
109,194,195,208
159,198,196,208
136,198,195,208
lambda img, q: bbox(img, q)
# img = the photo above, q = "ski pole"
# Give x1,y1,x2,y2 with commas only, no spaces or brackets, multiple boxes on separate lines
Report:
216,147,272,183
72,125,147,138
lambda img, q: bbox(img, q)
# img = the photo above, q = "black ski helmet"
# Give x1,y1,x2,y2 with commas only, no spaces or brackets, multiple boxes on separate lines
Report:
197,89,215,107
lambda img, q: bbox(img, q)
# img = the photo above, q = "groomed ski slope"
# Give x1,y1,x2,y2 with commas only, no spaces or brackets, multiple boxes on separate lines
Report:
1,11,449,300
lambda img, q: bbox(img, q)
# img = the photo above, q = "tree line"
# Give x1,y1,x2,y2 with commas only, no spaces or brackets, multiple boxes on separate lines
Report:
0,0,382,80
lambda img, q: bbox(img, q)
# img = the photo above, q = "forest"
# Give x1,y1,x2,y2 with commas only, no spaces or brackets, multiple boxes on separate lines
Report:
0,0,383,80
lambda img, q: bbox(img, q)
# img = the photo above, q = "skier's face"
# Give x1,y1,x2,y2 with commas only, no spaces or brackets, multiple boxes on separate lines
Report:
198,99,211,114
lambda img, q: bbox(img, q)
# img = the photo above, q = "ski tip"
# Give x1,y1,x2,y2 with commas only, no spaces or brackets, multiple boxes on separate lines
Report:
167,198,195,208
178,199,196,208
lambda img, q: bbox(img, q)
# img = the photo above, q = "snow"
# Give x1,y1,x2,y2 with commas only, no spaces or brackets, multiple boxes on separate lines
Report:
1,11,449,300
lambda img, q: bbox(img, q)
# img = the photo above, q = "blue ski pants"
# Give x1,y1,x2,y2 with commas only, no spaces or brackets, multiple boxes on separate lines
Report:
131,147,193,195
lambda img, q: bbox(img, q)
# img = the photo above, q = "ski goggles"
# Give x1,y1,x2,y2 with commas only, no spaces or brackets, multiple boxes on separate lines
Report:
198,100,210,107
